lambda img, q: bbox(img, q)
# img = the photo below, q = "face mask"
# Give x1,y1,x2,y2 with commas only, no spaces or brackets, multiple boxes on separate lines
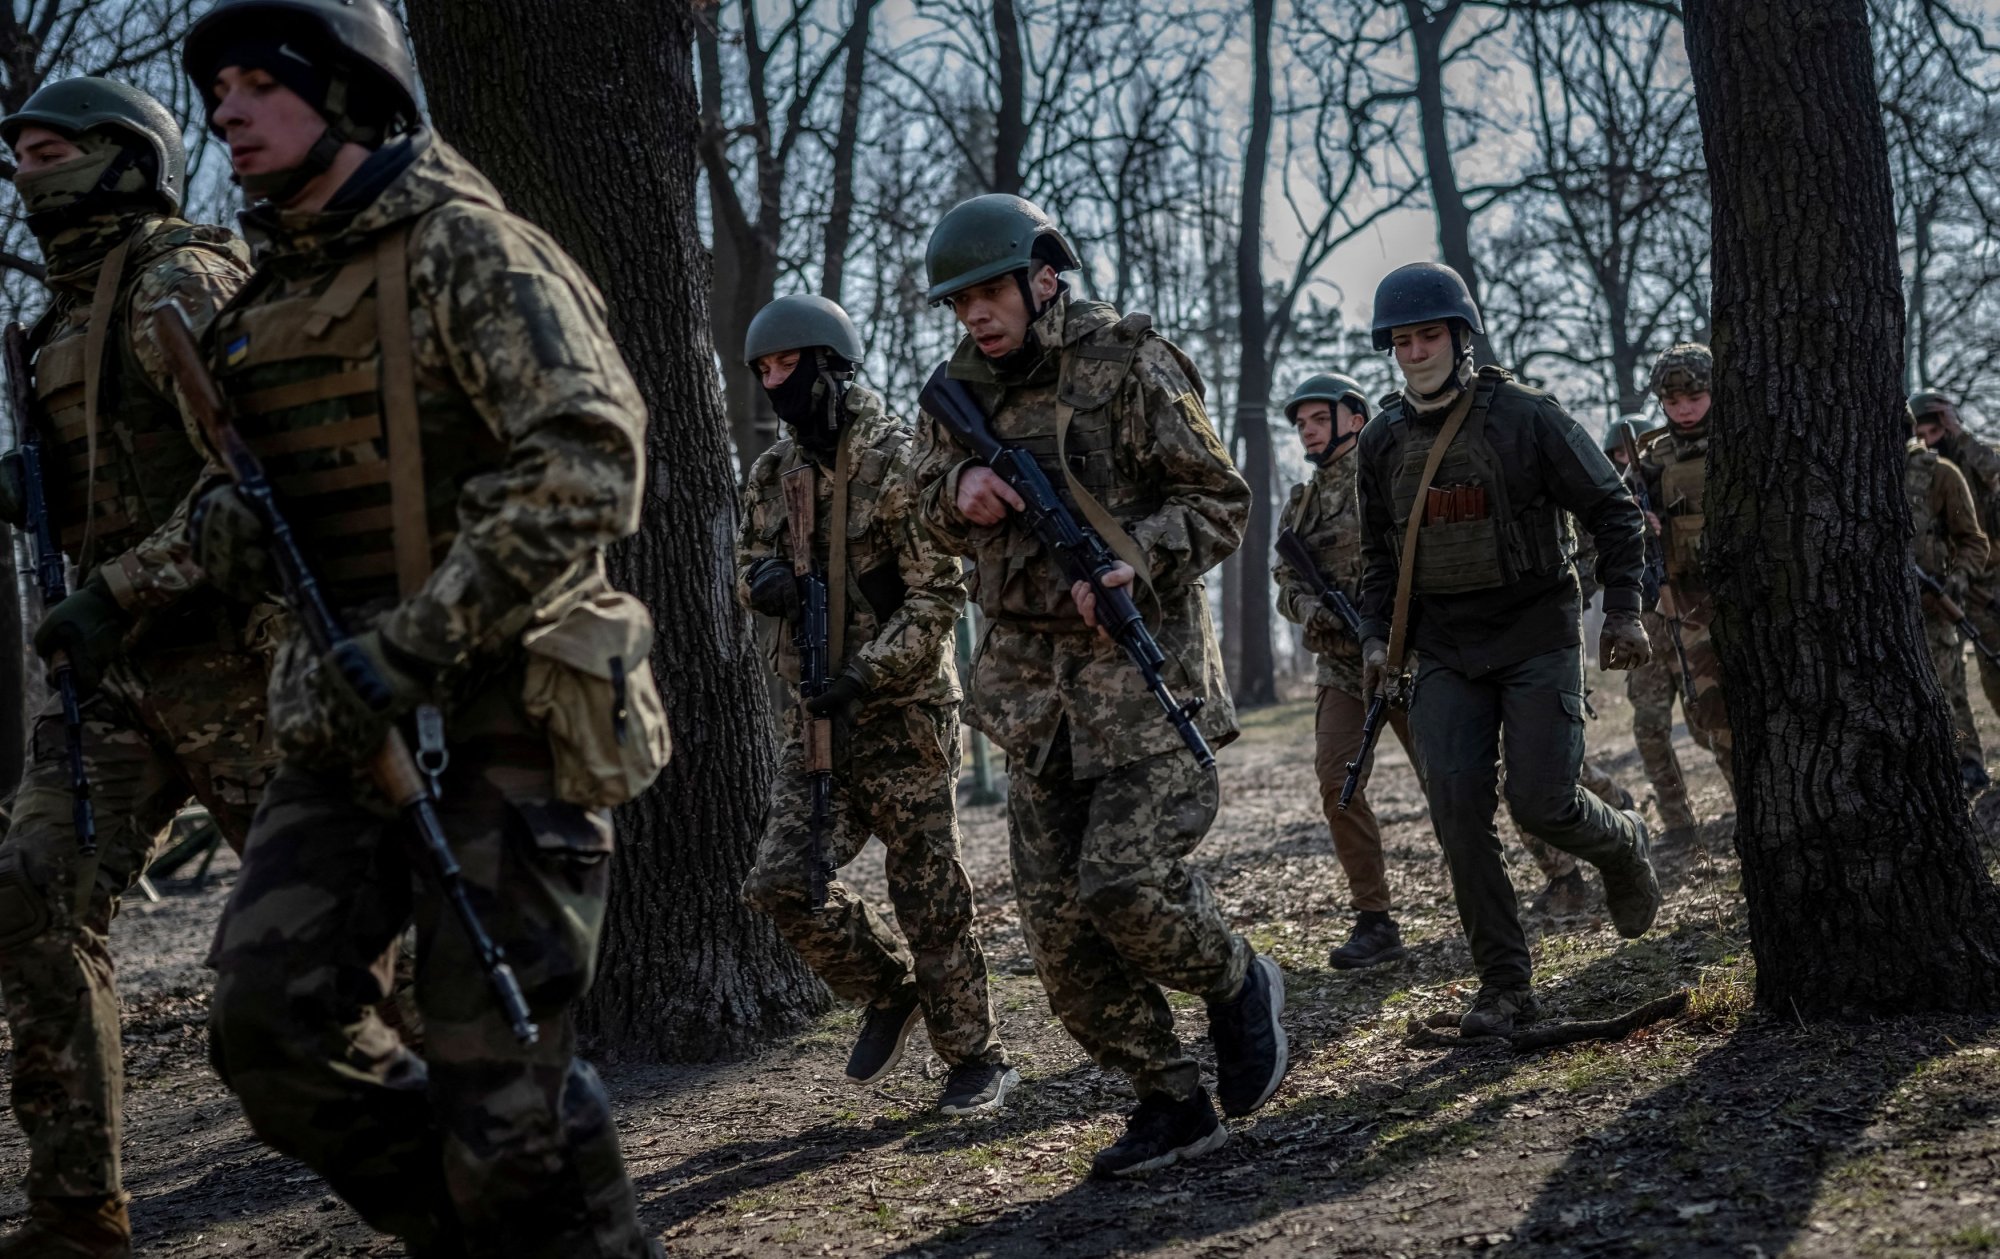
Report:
1400,344,1457,398
14,131,148,239
766,351,847,454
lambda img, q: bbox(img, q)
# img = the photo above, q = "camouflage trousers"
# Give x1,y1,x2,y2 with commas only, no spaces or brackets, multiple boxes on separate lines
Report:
1627,610,1696,831
742,702,1003,1067
1009,723,1250,1103
0,630,272,1198
1313,685,1413,914
207,674,651,1259
1669,590,1734,796
1926,611,1984,768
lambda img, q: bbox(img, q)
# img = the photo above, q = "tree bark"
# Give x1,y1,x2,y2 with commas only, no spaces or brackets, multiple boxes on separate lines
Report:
990,0,1027,194
1229,0,1277,708
820,0,879,305
406,0,827,1059
1685,0,2000,1016
1404,0,1495,368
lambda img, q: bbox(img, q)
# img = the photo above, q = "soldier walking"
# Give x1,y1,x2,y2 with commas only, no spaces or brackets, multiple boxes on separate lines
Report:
1904,408,1989,788
0,79,275,1259
1272,374,1413,969
182,2,665,1254
734,294,1016,1114
1913,390,2000,794
1354,263,1662,1037
911,195,1287,1177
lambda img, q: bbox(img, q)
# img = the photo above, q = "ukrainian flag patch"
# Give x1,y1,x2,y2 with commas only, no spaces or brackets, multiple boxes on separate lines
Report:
224,335,249,367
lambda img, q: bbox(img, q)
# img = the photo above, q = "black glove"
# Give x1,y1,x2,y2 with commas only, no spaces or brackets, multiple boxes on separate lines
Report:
31,573,131,696
0,450,27,528
806,665,869,719
747,557,799,620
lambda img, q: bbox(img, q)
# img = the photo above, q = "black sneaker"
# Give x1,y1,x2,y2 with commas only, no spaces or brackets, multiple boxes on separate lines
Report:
1530,868,1593,917
1207,954,1289,1118
1089,1088,1227,1179
845,992,922,1085
1599,810,1662,939
1461,986,1540,1037
1328,913,1406,970
937,1062,1020,1116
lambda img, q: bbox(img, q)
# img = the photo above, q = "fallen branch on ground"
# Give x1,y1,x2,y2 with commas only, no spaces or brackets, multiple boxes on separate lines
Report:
1403,989,1691,1053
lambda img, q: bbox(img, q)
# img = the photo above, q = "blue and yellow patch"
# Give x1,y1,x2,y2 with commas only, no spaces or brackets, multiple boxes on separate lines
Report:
224,335,250,367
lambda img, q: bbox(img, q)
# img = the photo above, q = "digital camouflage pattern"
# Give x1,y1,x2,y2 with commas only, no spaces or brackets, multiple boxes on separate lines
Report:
1273,447,1365,694
1649,343,1712,398
735,388,998,1067
1627,610,1697,831
0,212,271,1203
1639,428,1734,789
1906,442,1990,768
203,130,652,1258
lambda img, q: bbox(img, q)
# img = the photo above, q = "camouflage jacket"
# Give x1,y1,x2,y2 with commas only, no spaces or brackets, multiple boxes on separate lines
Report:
1905,440,1988,586
213,132,646,699
735,384,963,710
1935,430,2000,562
1273,446,1364,693
911,295,1246,777
28,212,250,616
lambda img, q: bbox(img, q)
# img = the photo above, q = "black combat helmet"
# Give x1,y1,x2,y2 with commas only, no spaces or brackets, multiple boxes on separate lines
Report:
183,0,420,141
744,295,865,368
1370,262,1483,351
1,77,187,213
925,194,1082,304
1910,390,1954,421
1284,373,1371,424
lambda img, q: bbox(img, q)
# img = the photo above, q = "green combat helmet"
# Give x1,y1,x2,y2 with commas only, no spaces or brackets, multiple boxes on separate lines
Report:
1910,390,1954,421
1603,413,1655,456
0,77,188,215
1284,373,1371,424
924,193,1081,303
1649,343,1712,398
744,294,865,367
1371,262,1483,350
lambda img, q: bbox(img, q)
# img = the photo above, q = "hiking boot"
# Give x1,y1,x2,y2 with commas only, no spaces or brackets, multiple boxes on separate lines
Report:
1599,810,1663,939
1530,868,1593,917
0,1195,131,1258
1207,954,1289,1117
1460,986,1540,1038
937,1062,1021,1116
1089,1088,1227,1179
1328,913,1406,970
1961,760,1991,797
845,991,923,1085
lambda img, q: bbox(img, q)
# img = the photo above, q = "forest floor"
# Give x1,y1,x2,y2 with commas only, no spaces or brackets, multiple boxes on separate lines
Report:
4,673,2000,1257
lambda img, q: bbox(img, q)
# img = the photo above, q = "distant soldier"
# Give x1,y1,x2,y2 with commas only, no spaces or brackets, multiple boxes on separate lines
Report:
1355,262,1660,1038
734,294,1016,1114
1273,373,1413,968
911,194,1287,1177
1636,345,1735,798
182,1,666,1253
0,77,271,1258
1905,408,1990,791
1913,390,2000,793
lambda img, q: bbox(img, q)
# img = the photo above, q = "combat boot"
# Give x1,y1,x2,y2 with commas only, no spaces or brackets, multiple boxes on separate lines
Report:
1599,810,1663,938
1530,868,1593,917
1461,986,1539,1038
1089,1088,1226,1178
845,989,922,1085
1961,760,1990,797
1328,912,1406,969
0,1195,131,1258
1207,954,1289,1117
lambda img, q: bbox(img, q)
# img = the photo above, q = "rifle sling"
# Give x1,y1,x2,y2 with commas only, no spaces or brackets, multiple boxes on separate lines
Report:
1386,385,1479,671
76,228,141,568
829,423,852,667
1054,344,1154,599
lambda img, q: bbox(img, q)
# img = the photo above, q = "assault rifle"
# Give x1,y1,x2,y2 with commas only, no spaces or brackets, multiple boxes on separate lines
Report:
149,302,537,1047
1274,527,1379,811
781,465,836,913
4,323,96,857
920,364,1213,770
1915,566,2000,669
1618,425,1699,701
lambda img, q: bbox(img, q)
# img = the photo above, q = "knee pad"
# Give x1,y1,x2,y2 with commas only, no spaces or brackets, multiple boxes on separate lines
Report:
0,846,52,951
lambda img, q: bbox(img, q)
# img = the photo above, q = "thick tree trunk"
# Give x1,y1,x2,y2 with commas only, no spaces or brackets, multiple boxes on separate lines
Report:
406,0,827,1059
1229,0,1277,708
1405,0,1495,368
1686,0,2000,1015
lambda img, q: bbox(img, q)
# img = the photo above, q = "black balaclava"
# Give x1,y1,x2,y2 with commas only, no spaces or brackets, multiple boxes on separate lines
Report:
768,349,851,458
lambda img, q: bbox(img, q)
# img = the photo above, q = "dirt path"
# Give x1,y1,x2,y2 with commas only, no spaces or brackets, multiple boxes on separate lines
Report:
3,680,1998,1257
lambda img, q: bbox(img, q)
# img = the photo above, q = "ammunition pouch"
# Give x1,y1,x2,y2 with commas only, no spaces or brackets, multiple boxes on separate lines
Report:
521,587,672,809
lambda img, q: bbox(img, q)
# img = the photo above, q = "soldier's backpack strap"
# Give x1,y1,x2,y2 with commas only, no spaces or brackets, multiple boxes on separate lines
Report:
1385,384,1479,671
828,414,853,665
1055,326,1155,598
372,222,430,597
76,225,145,566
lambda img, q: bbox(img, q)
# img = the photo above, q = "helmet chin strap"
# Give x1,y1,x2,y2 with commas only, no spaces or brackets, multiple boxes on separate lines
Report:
238,125,346,204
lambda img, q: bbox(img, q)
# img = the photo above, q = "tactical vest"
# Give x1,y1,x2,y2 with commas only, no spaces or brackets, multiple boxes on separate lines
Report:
208,220,488,610
1387,370,1572,595
1906,445,1947,573
30,224,229,564
1655,434,1707,581
1003,314,1165,521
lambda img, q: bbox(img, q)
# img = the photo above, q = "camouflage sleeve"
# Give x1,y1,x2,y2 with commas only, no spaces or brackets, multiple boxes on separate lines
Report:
381,205,646,666
1122,341,1250,590
1936,459,1990,578
100,243,250,611
1271,485,1315,625
735,447,782,611
909,410,979,555
851,429,967,694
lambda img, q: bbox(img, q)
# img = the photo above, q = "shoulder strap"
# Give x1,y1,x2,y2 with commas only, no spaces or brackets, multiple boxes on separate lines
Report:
1054,337,1155,594
373,224,430,598
76,227,144,566
828,422,853,665
1386,386,1479,670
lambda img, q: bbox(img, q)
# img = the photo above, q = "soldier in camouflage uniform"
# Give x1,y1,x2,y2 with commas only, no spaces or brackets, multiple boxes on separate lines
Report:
911,195,1287,1178
1636,345,1735,799
1272,373,1414,968
734,295,1014,1114
0,78,272,1258
182,3,663,1254
1904,410,1989,788
1914,390,2000,793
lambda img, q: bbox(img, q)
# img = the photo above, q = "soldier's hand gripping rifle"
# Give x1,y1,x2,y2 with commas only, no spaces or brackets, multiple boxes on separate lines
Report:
1915,565,2000,670
5,323,96,858
149,302,538,1047
1274,527,1381,811
781,466,836,914
1619,424,1699,700
921,364,1213,770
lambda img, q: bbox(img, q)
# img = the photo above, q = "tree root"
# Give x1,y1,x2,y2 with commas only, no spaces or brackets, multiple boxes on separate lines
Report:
1403,989,1691,1052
